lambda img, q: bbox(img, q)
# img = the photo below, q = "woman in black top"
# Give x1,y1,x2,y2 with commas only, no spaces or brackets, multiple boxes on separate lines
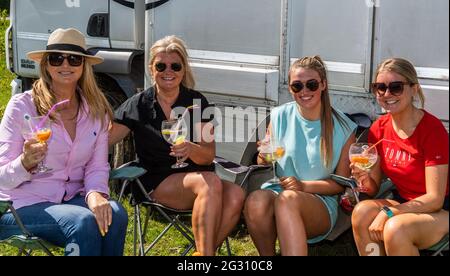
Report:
110,35,245,256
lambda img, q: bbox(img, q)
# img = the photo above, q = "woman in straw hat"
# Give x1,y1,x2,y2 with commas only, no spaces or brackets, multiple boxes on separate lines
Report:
0,28,128,256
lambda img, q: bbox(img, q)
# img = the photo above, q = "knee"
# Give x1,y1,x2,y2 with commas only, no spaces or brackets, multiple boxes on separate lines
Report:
274,190,304,211
244,192,272,222
225,184,245,211
351,200,379,231
201,172,223,196
73,211,100,236
383,217,409,247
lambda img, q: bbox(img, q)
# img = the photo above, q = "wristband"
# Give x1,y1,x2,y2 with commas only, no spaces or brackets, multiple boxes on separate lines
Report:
380,205,394,218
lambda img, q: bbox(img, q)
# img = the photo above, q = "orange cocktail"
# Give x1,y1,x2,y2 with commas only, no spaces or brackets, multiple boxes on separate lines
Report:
351,155,370,165
36,128,52,143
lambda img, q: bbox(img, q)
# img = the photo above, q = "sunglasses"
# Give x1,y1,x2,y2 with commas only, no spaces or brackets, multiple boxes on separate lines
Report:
154,62,183,72
48,53,84,67
290,79,321,93
371,81,413,97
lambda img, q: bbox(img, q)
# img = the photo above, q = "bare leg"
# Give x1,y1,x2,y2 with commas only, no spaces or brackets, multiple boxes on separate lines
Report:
275,190,330,256
384,210,449,256
351,199,398,256
244,190,278,256
214,181,245,249
151,171,223,256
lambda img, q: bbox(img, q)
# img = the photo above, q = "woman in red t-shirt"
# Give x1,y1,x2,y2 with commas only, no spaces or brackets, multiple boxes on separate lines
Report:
351,58,449,256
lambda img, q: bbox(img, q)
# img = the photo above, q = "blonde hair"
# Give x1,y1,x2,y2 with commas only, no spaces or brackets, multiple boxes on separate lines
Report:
149,35,195,89
289,55,349,168
375,58,424,108
32,53,113,129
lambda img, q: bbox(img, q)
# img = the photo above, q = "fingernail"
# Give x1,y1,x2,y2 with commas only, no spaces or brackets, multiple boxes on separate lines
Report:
100,230,105,236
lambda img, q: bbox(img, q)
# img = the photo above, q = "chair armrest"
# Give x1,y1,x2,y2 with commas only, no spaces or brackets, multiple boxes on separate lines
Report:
214,156,249,173
0,200,13,217
0,200,33,237
110,166,147,181
330,174,358,189
214,156,250,183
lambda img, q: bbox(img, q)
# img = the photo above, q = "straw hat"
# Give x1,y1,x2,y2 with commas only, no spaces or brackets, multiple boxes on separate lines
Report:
27,28,104,65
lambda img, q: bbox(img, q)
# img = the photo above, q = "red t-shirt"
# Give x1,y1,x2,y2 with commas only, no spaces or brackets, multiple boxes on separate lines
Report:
369,110,449,200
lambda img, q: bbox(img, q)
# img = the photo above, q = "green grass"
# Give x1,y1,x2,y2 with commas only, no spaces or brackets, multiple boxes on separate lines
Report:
0,197,261,256
1,10,14,118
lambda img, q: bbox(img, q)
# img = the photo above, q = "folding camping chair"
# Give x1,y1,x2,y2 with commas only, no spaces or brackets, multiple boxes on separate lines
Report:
427,233,449,256
110,162,232,256
0,200,56,256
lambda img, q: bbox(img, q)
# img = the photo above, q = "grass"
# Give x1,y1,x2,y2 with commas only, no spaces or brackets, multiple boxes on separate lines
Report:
0,196,262,256
0,10,14,118
0,11,357,256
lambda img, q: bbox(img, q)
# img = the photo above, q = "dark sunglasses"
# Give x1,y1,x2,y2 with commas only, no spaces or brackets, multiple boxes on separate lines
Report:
48,53,84,67
154,62,183,72
371,81,413,97
290,79,320,93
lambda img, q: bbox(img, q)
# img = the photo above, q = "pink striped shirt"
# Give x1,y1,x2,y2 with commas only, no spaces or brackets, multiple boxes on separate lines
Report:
0,91,110,209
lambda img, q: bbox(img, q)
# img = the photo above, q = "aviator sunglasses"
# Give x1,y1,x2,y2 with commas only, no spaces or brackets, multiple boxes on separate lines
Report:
290,79,321,93
154,62,183,72
371,81,414,97
48,53,84,67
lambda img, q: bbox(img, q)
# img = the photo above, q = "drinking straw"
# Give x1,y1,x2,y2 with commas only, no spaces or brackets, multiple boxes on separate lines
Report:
36,99,70,130
363,138,395,153
174,105,199,130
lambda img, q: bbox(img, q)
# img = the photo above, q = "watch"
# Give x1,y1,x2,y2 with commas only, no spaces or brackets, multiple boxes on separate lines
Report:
380,206,394,218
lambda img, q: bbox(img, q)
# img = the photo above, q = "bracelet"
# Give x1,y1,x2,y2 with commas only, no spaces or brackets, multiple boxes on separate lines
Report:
380,205,394,218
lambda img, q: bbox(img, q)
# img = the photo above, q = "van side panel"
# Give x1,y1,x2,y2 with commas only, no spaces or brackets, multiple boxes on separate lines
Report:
374,0,449,121
12,0,110,78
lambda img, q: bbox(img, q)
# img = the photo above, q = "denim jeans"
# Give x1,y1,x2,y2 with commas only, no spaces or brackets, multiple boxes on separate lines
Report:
0,196,128,256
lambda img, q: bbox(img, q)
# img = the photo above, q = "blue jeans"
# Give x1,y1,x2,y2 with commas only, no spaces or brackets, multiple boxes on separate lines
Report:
0,196,128,256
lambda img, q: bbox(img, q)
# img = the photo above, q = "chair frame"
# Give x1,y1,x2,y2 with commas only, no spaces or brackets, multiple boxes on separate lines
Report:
111,163,232,256
0,200,55,256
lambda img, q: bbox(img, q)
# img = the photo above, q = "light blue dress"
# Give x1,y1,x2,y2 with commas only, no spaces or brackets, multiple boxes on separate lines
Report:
263,101,356,243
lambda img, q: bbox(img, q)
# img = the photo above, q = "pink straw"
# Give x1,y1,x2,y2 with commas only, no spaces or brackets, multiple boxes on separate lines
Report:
36,99,70,130
364,138,395,153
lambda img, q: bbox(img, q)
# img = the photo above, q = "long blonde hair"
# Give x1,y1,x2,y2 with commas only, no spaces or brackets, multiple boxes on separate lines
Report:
149,35,195,89
32,53,113,129
289,56,349,168
375,58,424,108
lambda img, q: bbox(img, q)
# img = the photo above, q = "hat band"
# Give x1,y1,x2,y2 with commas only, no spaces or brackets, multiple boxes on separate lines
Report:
46,44,89,55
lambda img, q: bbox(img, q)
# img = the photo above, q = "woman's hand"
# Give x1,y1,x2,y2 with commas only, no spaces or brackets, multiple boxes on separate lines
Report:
21,138,48,172
256,140,271,165
368,211,389,242
87,192,112,236
350,163,371,192
170,140,192,162
280,176,304,192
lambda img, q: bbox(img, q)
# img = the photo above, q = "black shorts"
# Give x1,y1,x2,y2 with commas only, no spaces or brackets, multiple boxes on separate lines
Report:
392,190,449,211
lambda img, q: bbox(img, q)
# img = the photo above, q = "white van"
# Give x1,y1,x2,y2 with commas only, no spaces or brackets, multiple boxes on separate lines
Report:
5,0,449,161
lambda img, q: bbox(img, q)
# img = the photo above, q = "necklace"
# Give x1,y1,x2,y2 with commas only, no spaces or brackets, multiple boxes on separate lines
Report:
61,104,79,121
